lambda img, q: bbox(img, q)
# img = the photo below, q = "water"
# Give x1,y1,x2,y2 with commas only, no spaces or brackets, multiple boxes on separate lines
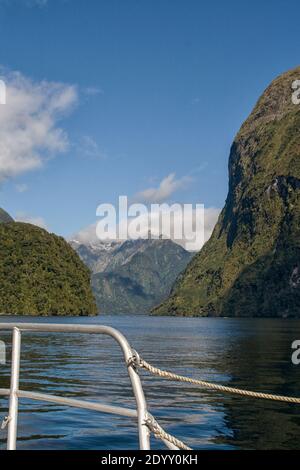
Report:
0,315,300,450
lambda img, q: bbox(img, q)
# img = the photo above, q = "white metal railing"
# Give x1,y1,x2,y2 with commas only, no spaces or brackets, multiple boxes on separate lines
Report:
0,323,152,450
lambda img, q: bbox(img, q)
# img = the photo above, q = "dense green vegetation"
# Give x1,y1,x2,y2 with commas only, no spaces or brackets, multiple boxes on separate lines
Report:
0,221,97,316
0,208,14,224
154,65,300,317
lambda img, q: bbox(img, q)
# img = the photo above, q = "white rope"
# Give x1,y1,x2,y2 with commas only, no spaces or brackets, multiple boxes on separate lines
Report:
134,356,300,404
127,352,300,451
145,413,191,450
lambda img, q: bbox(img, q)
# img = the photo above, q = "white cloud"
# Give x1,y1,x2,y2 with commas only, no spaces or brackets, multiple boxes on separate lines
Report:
71,207,221,252
126,206,220,250
135,173,192,204
71,222,98,245
0,69,78,182
15,212,48,230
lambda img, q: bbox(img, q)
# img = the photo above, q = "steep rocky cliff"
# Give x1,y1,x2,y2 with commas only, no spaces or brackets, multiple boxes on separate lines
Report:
154,66,300,317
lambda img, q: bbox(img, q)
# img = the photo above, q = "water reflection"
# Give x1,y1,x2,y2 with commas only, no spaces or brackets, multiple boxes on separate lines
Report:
0,316,299,449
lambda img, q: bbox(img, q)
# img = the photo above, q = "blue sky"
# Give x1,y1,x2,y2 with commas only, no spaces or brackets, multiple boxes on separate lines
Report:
0,0,299,241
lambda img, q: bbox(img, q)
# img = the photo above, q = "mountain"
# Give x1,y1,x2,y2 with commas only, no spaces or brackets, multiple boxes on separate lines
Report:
0,208,14,224
154,65,300,318
71,238,193,314
0,222,97,316
69,239,122,273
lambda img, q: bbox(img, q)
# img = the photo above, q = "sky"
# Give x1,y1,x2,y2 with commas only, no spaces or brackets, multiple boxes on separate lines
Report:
0,0,299,248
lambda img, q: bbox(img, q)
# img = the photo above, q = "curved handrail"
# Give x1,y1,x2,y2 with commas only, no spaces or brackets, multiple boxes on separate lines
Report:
0,323,150,450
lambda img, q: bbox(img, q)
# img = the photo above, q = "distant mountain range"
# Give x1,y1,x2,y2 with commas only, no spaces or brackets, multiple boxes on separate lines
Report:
70,238,193,314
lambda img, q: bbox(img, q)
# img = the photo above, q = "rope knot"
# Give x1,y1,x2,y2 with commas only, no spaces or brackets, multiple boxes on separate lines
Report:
145,412,191,450
126,349,141,370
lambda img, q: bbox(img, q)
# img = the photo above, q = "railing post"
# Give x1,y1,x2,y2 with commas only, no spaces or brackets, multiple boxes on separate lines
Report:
127,365,150,449
7,327,21,450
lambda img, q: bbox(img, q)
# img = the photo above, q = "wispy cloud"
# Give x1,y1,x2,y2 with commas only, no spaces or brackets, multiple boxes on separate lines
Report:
77,135,107,160
15,212,48,230
83,86,104,96
15,183,28,193
135,173,192,204
26,0,48,6
0,0,48,7
0,68,78,182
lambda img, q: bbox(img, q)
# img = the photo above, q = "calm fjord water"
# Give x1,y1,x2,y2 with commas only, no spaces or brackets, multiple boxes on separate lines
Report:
0,315,300,450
